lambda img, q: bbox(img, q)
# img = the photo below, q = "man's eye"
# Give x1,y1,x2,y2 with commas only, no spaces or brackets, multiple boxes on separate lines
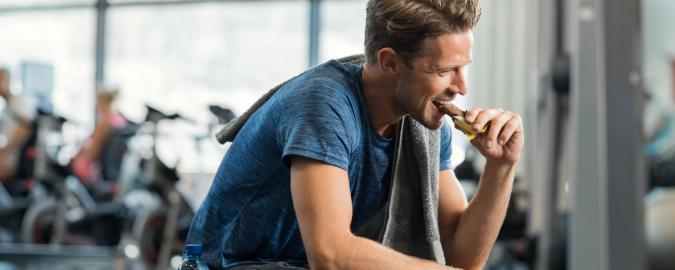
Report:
437,70,452,76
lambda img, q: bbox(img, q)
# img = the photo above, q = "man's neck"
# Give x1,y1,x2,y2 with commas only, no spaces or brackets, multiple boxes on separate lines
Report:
361,64,403,139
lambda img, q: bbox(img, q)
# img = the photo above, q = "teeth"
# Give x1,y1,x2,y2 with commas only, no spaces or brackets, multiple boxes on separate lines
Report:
434,100,452,105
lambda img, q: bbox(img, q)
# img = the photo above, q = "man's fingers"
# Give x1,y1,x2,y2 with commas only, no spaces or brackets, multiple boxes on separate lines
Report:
486,113,511,146
498,115,523,145
463,107,523,146
464,107,482,122
470,108,501,132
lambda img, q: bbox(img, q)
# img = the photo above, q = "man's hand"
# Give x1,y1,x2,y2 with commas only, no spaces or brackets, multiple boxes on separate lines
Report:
438,107,522,269
463,107,524,165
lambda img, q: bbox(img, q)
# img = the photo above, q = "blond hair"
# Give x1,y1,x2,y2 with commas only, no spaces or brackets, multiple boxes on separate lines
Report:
96,86,119,104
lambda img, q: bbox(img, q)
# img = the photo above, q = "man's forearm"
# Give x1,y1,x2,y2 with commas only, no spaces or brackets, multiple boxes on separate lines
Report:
444,161,515,269
321,234,457,270
292,158,462,270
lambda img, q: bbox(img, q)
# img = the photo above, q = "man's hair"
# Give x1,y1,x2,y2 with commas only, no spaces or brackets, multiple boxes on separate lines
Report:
364,0,482,66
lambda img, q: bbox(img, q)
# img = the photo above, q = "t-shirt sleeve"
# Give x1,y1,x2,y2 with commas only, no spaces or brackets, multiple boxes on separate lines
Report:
439,119,453,171
277,80,357,171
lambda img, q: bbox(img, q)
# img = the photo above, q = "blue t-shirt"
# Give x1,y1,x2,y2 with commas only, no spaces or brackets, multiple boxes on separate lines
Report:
187,60,453,269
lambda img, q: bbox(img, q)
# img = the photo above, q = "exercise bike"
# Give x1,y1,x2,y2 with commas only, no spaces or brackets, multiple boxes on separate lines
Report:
0,109,49,243
130,104,235,269
19,110,135,246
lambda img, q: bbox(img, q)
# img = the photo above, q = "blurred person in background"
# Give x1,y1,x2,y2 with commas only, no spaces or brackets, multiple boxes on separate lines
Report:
0,67,34,183
71,87,128,188
645,59,675,189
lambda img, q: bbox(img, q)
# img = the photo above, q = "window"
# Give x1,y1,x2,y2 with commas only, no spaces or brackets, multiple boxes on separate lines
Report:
0,9,95,127
0,0,94,8
106,1,308,173
108,0,197,4
319,0,366,62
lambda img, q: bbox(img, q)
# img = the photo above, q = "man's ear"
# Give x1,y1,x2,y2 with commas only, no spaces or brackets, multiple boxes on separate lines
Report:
377,48,401,77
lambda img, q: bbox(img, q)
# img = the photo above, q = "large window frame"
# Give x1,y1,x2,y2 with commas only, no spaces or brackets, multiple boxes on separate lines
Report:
0,0,335,105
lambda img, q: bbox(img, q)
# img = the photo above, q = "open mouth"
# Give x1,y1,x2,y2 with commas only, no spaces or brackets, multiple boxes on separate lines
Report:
432,99,453,106
432,100,453,116
432,100,464,117
431,101,486,140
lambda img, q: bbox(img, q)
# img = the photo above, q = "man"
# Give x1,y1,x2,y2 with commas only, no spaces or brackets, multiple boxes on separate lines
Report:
0,68,33,182
187,0,524,269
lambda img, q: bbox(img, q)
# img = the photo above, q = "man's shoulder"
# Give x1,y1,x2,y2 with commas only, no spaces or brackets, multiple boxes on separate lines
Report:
280,60,362,110
299,60,360,91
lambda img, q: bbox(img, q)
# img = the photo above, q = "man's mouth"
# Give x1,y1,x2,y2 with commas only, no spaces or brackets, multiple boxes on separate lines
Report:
432,99,453,106
433,100,465,117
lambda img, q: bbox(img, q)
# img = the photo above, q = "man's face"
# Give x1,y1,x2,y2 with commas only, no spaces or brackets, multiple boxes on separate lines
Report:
393,31,473,130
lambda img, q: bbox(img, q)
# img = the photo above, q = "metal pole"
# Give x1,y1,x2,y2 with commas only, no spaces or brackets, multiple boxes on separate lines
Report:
95,0,107,88
569,0,645,268
94,0,107,123
602,0,645,268
532,0,558,268
570,0,610,268
308,0,321,67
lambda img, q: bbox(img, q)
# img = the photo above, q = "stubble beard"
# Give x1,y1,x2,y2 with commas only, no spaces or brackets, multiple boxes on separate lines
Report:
394,85,443,130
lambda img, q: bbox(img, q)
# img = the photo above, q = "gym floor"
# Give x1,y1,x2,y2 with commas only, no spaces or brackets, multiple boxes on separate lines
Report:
0,244,160,270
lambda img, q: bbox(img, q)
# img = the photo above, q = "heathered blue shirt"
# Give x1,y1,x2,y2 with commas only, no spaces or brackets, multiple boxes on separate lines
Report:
187,60,452,269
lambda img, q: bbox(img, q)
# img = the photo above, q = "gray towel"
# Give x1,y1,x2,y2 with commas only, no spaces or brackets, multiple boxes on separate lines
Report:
215,55,444,264
380,115,444,262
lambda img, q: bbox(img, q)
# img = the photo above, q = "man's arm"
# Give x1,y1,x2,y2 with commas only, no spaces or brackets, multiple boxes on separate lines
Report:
438,167,514,269
438,107,523,269
291,156,458,270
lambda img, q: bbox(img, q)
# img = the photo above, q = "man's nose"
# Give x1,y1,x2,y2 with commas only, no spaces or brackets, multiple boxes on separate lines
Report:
449,73,468,96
